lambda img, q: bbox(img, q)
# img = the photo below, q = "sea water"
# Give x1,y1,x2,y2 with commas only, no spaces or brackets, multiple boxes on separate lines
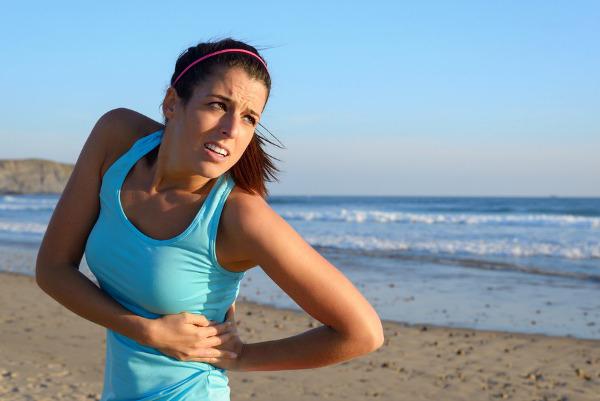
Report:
1,194,599,339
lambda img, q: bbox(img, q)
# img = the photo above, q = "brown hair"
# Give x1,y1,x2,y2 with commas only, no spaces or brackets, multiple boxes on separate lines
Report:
162,37,284,198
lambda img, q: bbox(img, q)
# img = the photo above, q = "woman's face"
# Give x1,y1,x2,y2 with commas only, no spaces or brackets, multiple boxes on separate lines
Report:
163,65,269,178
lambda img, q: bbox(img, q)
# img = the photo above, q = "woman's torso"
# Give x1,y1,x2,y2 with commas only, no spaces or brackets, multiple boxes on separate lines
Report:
85,121,252,401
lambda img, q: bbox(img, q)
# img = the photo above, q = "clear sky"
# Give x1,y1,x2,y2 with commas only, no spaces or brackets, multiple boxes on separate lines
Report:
1,0,598,196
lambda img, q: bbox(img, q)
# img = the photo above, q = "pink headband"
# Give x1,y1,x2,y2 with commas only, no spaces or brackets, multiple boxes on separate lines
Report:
172,48,269,86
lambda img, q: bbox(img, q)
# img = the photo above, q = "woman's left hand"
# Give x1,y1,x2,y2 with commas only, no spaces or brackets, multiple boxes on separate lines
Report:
210,302,244,371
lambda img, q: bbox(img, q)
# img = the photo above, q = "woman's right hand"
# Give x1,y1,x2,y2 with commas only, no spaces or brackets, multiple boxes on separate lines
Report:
141,312,239,363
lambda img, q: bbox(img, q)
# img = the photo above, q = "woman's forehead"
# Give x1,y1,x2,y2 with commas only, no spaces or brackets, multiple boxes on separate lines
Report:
194,67,268,107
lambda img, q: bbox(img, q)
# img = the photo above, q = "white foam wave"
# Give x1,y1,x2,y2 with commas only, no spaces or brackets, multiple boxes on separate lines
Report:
280,209,600,229
0,196,57,211
305,234,600,260
0,221,47,234
0,203,56,211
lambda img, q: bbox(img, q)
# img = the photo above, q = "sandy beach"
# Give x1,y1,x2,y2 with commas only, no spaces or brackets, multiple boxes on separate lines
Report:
1,271,599,401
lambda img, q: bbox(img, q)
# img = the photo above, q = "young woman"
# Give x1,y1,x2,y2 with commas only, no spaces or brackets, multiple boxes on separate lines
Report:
36,38,384,400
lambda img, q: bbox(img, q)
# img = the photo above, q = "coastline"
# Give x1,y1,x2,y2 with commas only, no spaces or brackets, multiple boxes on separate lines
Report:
1,271,599,401
4,241,598,342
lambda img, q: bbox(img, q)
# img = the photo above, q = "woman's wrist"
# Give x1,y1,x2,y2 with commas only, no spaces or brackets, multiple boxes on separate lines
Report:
132,316,155,346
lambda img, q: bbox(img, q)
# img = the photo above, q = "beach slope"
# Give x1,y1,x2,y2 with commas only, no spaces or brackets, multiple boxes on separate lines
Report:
1,272,598,401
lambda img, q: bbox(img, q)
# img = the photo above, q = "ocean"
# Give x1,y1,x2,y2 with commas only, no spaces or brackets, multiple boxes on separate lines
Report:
1,193,599,339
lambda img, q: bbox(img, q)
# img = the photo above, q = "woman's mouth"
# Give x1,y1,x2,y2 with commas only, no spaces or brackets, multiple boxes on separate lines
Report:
203,144,229,162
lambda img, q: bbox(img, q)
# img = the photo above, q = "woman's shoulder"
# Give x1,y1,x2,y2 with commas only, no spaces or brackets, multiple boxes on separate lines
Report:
226,186,271,219
222,186,283,242
98,108,165,179
219,186,274,261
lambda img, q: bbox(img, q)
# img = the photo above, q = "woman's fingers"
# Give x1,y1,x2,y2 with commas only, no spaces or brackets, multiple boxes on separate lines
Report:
204,331,235,347
150,311,242,364
187,357,220,364
196,321,232,338
161,345,237,362
212,349,238,359
184,348,238,361
186,353,237,363
181,311,210,326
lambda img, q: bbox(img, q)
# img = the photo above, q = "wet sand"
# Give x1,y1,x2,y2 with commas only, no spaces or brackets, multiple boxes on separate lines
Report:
1,271,599,401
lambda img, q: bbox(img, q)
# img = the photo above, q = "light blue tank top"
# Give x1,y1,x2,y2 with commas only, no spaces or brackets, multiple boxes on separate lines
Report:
84,128,246,401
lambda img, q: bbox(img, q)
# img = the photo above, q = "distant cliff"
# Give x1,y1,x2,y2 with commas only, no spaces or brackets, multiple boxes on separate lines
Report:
0,159,74,194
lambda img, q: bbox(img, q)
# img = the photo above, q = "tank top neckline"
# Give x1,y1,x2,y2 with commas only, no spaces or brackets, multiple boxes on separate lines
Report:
115,129,225,245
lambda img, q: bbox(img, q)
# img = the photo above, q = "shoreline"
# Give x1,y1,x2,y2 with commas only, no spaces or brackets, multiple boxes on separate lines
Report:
4,265,598,342
1,271,599,400
3,241,599,342
2,226,600,342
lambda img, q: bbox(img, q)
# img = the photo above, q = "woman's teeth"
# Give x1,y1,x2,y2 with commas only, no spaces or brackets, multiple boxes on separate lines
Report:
205,143,228,156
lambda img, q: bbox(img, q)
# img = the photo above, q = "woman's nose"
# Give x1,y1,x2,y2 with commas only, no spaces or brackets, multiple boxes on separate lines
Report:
219,113,241,137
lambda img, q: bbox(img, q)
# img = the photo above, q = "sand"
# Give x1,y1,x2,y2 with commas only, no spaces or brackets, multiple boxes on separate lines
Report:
1,271,599,401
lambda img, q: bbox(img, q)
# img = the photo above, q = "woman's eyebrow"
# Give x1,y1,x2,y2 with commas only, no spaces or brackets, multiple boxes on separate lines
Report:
207,94,260,117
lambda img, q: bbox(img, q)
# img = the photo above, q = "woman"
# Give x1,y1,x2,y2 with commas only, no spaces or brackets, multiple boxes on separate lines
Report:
36,38,384,400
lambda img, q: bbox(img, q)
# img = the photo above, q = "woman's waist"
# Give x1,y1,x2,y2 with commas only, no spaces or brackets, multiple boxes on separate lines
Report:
106,328,219,373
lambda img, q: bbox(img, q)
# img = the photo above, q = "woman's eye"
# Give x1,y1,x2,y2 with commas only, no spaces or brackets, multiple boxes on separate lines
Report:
209,102,256,125
244,115,257,125
209,102,226,110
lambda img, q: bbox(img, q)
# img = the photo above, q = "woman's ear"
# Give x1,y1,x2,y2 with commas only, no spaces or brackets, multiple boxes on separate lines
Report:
162,87,179,120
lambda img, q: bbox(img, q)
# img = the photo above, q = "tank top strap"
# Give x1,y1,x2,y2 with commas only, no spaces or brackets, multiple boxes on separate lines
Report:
195,171,243,277
99,128,163,201
205,171,236,221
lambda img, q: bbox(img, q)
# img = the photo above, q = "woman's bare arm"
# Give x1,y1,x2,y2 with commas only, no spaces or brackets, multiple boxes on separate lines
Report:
221,193,385,371
35,108,235,362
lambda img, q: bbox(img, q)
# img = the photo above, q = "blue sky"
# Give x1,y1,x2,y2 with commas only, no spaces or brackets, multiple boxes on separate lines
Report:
1,1,598,196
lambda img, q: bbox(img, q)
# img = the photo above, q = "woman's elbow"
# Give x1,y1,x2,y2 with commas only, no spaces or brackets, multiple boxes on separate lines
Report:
348,320,385,356
350,309,385,354
367,321,385,351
